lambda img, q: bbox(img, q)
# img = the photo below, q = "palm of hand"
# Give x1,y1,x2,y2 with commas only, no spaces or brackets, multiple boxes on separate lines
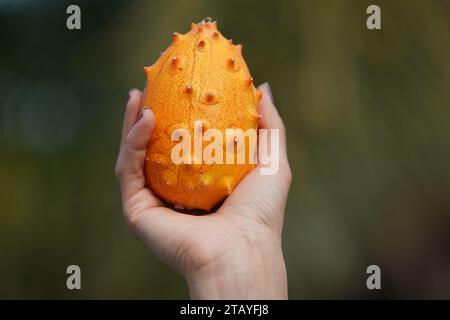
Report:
116,84,290,280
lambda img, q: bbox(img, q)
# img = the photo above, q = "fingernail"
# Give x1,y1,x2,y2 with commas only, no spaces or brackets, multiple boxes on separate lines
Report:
265,82,273,102
129,88,138,97
138,106,151,121
263,82,273,103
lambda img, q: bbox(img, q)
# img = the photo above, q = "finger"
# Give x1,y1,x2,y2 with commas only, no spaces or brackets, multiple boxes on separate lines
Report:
121,89,143,140
116,107,161,205
127,107,155,151
118,107,155,190
255,83,290,181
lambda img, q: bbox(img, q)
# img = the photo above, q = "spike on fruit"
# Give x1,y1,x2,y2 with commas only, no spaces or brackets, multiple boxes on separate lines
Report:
227,58,240,72
197,40,206,50
255,90,262,102
172,32,181,43
144,66,152,74
185,85,193,94
246,77,254,86
235,44,243,52
253,112,262,119
212,31,219,40
170,55,186,72
203,17,213,23
143,19,258,210
201,119,212,132
199,17,217,30
205,93,217,105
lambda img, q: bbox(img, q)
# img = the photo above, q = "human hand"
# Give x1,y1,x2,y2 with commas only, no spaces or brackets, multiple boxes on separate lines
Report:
115,83,292,299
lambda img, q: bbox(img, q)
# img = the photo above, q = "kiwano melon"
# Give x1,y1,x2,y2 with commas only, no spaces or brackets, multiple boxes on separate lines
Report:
142,18,261,211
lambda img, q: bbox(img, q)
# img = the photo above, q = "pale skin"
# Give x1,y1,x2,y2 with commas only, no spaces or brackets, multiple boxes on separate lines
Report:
115,83,292,299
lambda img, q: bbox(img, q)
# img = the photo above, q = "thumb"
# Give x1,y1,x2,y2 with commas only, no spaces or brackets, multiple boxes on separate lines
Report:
221,83,292,224
256,82,289,178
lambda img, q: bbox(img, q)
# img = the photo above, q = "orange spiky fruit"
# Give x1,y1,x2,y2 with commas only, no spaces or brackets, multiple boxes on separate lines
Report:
142,18,261,211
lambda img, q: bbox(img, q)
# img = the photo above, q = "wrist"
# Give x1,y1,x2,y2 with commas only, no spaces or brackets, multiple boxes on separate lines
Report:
184,235,288,300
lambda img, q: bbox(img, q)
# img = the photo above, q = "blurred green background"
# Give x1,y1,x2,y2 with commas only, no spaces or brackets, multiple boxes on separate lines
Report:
1,0,450,299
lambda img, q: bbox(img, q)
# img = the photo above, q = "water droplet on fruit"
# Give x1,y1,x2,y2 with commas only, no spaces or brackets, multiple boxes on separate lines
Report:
161,170,176,187
199,174,214,187
218,175,234,194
